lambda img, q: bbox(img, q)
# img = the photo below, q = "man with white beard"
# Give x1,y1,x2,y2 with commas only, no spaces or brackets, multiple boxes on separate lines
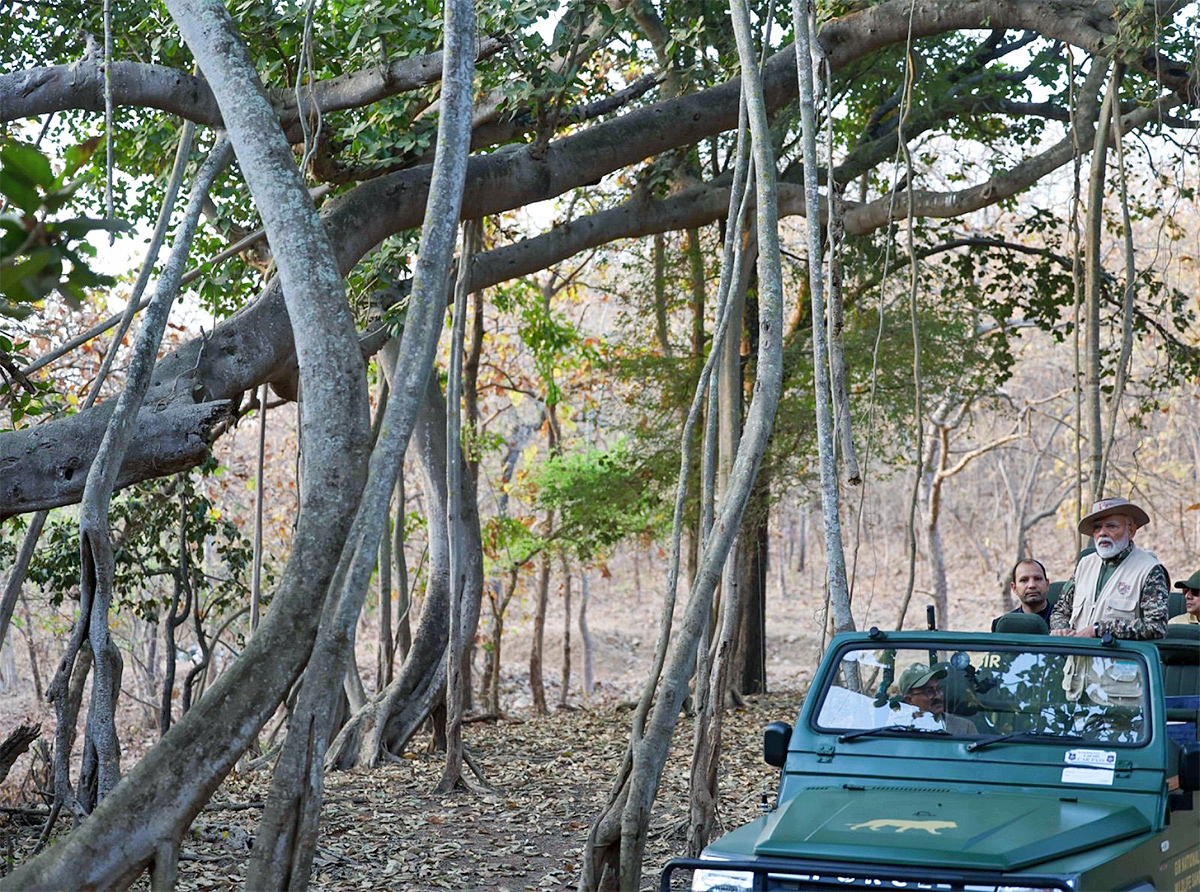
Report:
1050,497,1169,640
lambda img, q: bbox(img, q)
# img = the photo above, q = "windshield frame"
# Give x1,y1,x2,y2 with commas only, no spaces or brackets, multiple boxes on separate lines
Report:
809,637,1153,749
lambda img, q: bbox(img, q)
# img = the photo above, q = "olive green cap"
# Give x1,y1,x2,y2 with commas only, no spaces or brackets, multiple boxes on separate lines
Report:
897,663,947,695
1175,570,1200,592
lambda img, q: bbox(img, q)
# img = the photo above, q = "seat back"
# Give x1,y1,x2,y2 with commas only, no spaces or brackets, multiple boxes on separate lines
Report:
992,613,1050,635
1165,624,1200,643
1169,590,1187,618
1158,625,1200,700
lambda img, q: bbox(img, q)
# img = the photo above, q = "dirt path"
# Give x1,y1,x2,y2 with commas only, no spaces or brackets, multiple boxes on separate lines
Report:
1,693,796,890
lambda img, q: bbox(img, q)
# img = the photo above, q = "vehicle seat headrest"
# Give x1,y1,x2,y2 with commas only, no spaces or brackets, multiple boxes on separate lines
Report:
992,613,1050,635
1165,624,1200,642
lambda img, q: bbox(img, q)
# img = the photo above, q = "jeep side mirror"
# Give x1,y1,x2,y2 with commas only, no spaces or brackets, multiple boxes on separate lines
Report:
764,721,792,767
1180,740,1200,792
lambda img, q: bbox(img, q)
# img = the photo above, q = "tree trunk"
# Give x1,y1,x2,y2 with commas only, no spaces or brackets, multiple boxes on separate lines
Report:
1083,67,1117,502
485,590,504,715
344,644,368,713
582,0,786,880
436,217,482,794
578,571,594,697
460,277,486,716
18,593,43,701
73,137,233,816
0,512,47,657
559,557,572,708
250,382,268,634
922,430,950,628
325,375,484,772
484,568,518,715
4,0,377,875
687,228,705,359
794,0,853,637
380,337,414,666
714,230,750,643
160,525,192,736
826,182,860,485
689,182,756,847
529,551,551,715
0,724,40,787
392,473,412,663
0,638,19,694
251,238,475,888
377,503,394,690
653,232,672,357
740,482,769,695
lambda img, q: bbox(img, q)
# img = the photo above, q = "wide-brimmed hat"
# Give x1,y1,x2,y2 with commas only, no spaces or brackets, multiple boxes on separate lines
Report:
1076,497,1150,535
1176,570,1200,593
897,663,947,695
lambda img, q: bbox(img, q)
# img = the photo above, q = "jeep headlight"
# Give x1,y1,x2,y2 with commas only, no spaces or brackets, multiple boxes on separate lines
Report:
691,863,754,891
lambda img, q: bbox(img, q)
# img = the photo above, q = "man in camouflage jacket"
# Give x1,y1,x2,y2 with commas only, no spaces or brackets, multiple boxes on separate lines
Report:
1050,497,1168,640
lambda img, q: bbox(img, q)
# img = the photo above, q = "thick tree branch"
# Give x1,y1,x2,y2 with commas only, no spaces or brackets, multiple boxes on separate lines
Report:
820,0,1199,102
0,401,230,518
0,39,503,141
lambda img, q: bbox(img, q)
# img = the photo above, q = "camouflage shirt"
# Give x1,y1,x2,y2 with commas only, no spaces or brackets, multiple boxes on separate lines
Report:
1050,543,1169,639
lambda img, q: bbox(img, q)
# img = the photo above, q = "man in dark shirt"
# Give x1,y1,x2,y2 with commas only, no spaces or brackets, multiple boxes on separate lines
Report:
1007,558,1053,623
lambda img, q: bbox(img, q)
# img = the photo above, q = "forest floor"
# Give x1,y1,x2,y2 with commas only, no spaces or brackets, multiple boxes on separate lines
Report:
0,529,1025,888
1,691,795,891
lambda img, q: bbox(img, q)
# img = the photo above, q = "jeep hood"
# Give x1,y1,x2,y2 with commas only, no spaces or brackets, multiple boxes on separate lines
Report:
755,788,1150,871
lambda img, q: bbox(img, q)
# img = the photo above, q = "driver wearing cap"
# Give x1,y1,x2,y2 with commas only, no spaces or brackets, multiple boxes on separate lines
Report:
896,663,977,735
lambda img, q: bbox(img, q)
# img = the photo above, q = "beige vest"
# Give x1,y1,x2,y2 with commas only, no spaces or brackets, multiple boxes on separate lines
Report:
1063,544,1159,703
1069,545,1159,632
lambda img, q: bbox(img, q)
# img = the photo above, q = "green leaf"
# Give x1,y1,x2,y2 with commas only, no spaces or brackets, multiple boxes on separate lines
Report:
1,141,54,189
2,249,58,289
0,174,42,215
61,136,104,179
51,216,133,240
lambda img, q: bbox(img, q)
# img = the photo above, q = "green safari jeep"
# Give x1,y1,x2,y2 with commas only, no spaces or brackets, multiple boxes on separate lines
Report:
663,628,1200,891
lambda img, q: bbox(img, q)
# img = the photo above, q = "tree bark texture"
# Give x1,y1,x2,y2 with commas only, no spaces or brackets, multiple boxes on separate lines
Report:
583,0,787,882
3,0,373,877
1084,67,1117,502
324,375,484,772
251,383,268,634
529,553,552,715
740,481,769,695
379,340,413,665
0,511,46,655
825,182,861,484
559,557,572,708
159,500,194,736
71,136,233,817
653,232,672,357
247,2,477,882
578,571,594,697
794,0,854,637
377,480,395,690
437,217,482,794
0,724,40,787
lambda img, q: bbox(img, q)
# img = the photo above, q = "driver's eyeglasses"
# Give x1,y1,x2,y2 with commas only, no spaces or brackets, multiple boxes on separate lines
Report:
908,684,941,699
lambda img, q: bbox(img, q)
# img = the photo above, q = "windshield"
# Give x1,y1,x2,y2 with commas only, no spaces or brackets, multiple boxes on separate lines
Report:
813,644,1148,745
